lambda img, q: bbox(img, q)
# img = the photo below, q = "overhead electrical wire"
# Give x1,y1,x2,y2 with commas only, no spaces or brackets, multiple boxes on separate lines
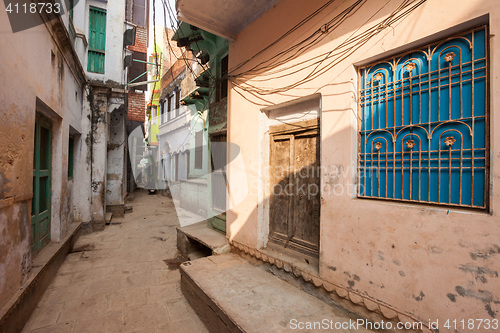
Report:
154,0,426,108
158,0,213,84
234,0,423,84
148,0,160,108
230,0,338,74
229,0,427,101
157,0,217,122
231,0,364,77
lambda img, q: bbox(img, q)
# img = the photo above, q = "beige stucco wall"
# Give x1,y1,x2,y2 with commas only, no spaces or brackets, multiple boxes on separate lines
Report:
0,10,90,310
227,0,499,327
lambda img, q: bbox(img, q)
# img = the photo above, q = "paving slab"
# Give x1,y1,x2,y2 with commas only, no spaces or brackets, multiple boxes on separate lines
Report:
0,222,81,333
181,254,377,333
21,190,208,333
177,221,228,254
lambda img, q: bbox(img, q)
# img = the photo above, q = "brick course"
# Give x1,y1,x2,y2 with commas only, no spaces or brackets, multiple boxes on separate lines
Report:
128,26,148,54
161,52,191,91
128,92,146,122
127,26,147,122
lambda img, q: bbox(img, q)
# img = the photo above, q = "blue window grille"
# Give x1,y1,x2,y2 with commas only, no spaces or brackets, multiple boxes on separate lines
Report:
358,26,488,209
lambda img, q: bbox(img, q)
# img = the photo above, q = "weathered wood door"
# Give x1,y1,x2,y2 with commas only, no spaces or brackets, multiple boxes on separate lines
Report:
269,119,320,257
32,114,51,255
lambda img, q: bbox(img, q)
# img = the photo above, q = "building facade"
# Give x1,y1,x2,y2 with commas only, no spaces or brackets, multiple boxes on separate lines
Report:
157,48,193,199
172,22,229,231
0,0,148,315
125,0,149,194
176,0,500,328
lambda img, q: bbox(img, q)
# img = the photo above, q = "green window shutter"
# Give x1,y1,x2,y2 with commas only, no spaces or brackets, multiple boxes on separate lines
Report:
88,7,106,74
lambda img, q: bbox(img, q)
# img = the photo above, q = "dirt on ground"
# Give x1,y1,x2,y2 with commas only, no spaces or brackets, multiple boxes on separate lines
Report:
22,190,207,333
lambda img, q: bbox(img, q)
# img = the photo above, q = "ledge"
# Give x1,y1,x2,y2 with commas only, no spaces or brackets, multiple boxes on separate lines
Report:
229,239,427,332
0,222,82,333
177,221,228,256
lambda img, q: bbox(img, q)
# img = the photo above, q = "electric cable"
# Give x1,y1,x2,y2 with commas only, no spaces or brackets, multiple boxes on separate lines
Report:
229,0,426,99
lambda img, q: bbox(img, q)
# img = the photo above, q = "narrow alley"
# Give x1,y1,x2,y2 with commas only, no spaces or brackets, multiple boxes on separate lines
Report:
21,191,207,333
1,0,500,332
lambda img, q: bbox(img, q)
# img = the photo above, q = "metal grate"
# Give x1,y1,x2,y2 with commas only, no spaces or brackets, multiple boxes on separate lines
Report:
358,26,488,209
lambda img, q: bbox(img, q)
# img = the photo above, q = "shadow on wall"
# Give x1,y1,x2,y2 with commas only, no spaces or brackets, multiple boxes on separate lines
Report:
227,120,499,328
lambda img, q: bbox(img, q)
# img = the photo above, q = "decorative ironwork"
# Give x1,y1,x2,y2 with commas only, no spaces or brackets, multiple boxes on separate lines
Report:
406,140,415,149
444,52,455,62
405,62,416,72
444,136,456,147
358,26,488,209
375,73,383,81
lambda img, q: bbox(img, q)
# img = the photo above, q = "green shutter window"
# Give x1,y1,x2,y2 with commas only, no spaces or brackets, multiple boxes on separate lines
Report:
88,7,106,74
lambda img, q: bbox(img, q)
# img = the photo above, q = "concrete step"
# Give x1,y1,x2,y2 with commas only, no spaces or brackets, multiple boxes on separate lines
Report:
105,212,112,224
180,254,376,333
177,222,229,257
125,193,135,202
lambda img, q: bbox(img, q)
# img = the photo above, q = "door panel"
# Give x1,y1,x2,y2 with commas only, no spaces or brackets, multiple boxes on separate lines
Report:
270,137,291,239
292,134,320,251
269,120,320,257
32,114,51,255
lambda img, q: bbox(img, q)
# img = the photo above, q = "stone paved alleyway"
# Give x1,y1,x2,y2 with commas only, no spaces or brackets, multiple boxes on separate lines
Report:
22,191,208,333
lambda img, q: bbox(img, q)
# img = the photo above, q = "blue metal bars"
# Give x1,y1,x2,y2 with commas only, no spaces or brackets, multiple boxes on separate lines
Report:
358,26,488,209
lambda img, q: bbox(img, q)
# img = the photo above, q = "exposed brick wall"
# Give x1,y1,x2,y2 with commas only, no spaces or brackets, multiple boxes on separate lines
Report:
162,29,184,70
127,26,147,122
128,92,146,122
161,51,191,91
128,26,148,53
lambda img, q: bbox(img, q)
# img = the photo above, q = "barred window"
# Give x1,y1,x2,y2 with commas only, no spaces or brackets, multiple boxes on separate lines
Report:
358,26,488,209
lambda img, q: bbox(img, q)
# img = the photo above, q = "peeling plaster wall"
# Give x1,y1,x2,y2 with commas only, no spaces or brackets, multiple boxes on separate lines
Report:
0,202,31,313
0,9,89,310
90,88,109,227
106,101,127,207
227,0,500,327
72,97,93,224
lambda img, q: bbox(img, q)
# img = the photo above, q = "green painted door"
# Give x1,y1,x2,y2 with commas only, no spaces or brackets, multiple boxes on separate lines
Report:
32,114,51,255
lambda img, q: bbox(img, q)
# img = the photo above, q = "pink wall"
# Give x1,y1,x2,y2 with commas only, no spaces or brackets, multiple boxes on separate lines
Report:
227,0,500,329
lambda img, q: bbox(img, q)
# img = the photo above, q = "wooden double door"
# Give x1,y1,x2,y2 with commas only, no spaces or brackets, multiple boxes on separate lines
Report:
32,114,51,255
269,119,320,257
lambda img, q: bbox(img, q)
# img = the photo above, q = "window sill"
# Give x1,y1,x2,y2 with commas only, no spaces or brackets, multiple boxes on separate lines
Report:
353,196,491,216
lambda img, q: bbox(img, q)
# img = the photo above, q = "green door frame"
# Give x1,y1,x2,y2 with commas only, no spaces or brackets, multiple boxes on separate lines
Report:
32,113,51,255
